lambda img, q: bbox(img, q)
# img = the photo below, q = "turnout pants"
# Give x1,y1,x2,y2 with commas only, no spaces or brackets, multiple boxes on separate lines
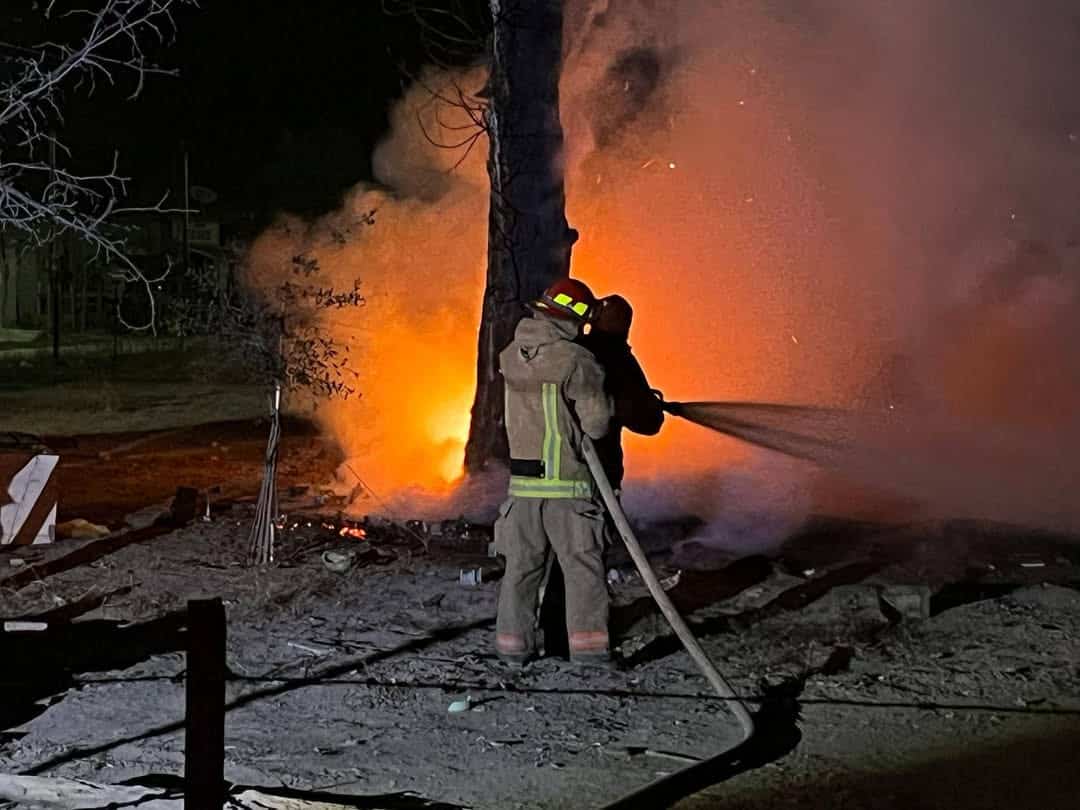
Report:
537,506,619,659
494,497,609,660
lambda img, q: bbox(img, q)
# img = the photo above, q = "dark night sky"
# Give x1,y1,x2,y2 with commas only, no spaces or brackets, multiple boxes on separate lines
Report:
3,1,488,229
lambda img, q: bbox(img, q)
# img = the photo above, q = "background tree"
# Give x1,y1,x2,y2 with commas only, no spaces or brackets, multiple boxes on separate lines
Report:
172,219,370,565
464,0,576,472
0,0,194,332
380,1,574,474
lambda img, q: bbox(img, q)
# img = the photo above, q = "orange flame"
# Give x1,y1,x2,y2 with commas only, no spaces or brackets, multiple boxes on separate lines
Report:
241,2,1080,538
246,10,890,515
426,393,472,484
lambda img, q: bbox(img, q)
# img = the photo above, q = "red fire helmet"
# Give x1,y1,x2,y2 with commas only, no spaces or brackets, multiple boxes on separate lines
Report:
531,277,598,322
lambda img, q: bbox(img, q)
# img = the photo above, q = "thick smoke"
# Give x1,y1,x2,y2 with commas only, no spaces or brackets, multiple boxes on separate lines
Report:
560,0,1080,540
248,0,1080,540
245,69,490,517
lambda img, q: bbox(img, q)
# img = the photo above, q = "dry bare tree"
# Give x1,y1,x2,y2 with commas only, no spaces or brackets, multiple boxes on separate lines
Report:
236,247,367,566
0,0,196,331
170,233,369,565
381,0,489,71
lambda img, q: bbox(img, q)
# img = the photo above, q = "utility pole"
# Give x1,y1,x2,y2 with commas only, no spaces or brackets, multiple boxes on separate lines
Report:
182,143,191,279
49,133,60,364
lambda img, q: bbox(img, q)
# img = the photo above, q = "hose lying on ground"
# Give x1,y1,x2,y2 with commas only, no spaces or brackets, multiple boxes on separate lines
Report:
581,435,756,740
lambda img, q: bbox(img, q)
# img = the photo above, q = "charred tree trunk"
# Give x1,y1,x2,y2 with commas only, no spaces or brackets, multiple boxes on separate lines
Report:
464,0,577,473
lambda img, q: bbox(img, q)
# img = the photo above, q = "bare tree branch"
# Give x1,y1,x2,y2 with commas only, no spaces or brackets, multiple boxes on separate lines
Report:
0,0,198,332
381,0,489,71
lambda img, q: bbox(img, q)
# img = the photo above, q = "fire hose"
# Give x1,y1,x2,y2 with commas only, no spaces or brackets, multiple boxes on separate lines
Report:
581,435,755,740
580,396,855,805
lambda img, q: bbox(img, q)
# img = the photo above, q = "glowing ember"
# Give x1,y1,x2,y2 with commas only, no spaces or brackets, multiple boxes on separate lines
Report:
339,526,367,539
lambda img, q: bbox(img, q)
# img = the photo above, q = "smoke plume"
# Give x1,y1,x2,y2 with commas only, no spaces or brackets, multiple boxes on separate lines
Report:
247,0,1080,542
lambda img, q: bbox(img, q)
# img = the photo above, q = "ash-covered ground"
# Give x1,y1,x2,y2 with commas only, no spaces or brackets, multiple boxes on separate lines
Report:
2,473,1079,809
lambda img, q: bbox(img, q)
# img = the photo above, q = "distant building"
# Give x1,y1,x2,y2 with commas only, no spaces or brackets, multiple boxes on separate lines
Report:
0,231,107,332
0,207,234,334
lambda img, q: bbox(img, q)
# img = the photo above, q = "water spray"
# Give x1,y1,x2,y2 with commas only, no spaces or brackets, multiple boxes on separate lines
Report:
661,400,854,465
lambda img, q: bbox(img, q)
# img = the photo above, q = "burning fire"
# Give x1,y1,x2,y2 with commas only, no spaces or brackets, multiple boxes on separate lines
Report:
244,34,841,511
339,525,367,539
427,393,472,484
244,0,1080,536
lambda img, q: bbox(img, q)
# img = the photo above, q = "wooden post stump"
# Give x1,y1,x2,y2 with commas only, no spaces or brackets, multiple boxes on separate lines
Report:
184,598,226,810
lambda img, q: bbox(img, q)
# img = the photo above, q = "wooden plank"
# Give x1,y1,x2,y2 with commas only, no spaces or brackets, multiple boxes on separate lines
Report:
1,451,59,546
0,774,169,808
0,520,175,591
6,585,135,624
0,775,362,809
0,492,208,592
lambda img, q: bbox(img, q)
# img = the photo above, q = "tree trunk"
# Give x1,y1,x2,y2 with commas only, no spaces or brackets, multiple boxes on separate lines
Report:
464,0,577,473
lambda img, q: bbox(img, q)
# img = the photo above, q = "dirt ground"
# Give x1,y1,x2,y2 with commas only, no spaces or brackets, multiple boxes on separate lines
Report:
35,417,336,526
0,351,267,437
1,357,1079,808
1,491,1078,809
0,350,325,525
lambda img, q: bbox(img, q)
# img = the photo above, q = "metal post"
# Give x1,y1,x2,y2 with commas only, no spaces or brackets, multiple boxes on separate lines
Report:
49,135,59,364
184,598,226,810
182,145,191,278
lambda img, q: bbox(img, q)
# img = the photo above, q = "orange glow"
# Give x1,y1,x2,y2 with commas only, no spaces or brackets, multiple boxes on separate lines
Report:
427,393,472,484
339,525,367,539
239,2,1080,536
245,81,489,506
245,10,894,516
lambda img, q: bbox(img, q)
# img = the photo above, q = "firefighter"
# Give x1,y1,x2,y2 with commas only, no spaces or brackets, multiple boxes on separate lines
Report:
539,293,665,658
580,294,665,489
494,277,614,666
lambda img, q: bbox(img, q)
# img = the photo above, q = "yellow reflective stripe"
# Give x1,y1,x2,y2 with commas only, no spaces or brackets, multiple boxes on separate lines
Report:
552,292,573,307
542,382,561,480
541,383,554,479
511,382,593,500
509,476,594,499
509,480,578,496
571,301,589,316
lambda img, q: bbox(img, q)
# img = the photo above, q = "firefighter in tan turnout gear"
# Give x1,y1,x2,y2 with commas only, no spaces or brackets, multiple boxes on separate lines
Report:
494,277,614,665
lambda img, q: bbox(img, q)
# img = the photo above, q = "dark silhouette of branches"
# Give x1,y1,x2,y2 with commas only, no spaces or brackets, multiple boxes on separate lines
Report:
381,0,489,71
0,0,197,331
410,73,488,171
178,232,370,401
380,2,491,173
